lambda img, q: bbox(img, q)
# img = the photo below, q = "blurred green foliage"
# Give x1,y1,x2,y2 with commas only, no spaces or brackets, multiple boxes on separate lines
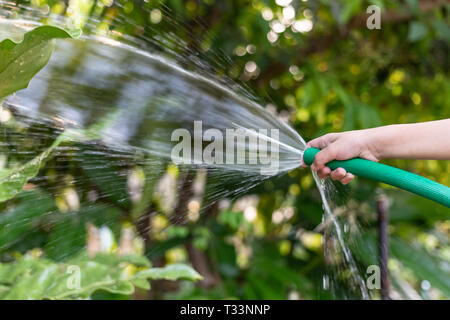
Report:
0,252,201,299
0,0,449,300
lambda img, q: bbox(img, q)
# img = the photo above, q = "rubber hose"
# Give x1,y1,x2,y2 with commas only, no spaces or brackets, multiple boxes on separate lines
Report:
303,147,450,208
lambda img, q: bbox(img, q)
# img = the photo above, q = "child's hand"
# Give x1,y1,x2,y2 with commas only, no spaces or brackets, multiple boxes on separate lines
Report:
305,130,381,184
304,119,450,184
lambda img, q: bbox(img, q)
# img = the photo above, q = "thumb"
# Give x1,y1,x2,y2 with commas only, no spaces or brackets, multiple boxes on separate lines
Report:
307,133,337,149
312,145,338,170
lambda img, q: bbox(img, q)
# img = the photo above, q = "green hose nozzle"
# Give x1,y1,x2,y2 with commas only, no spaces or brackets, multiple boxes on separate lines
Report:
303,147,450,208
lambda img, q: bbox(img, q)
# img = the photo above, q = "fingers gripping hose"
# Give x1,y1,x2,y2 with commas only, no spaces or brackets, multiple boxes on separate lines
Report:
303,148,450,208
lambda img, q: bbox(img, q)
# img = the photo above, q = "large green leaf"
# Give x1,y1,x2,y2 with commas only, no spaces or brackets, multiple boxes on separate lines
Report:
0,133,68,203
0,24,81,203
351,232,450,298
387,190,450,223
390,237,450,297
0,105,124,204
0,253,201,299
0,25,79,99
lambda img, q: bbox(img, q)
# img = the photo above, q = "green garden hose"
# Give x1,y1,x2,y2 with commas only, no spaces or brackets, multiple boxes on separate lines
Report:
303,147,450,208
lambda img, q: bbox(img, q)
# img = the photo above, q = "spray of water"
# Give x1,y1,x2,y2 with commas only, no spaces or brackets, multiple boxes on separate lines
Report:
0,1,370,299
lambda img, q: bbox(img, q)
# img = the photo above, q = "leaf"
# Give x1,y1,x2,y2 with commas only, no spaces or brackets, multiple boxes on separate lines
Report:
368,0,385,11
336,87,356,130
130,278,151,290
0,25,79,99
405,0,420,15
67,252,151,268
386,190,450,223
357,103,382,128
0,108,128,204
390,237,450,297
350,232,450,298
408,21,428,42
63,108,123,142
0,133,68,203
432,20,450,42
0,253,201,299
135,264,203,282
340,0,363,24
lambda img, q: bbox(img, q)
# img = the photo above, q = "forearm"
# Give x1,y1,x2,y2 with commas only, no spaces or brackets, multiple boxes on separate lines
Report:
367,119,450,160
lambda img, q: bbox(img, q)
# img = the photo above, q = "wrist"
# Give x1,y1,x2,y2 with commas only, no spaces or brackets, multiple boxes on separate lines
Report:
364,127,385,160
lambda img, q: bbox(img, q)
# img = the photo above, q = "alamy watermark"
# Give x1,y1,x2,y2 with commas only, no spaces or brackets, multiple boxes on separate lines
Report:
366,5,381,30
366,264,381,290
170,121,280,175
66,265,81,290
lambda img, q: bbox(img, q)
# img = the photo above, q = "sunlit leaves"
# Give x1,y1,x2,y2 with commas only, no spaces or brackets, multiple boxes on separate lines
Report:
0,253,201,299
0,26,79,99
0,26,81,202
